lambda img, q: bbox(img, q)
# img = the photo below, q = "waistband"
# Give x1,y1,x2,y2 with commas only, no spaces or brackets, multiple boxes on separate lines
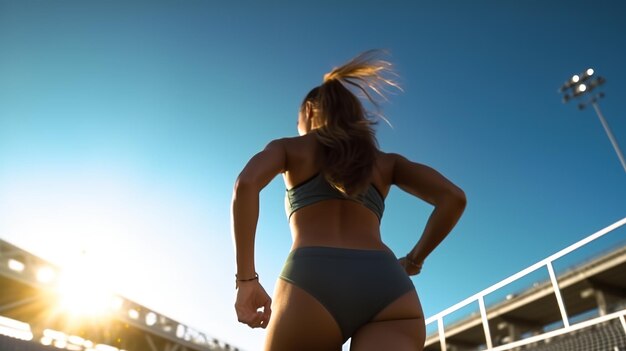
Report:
287,246,397,260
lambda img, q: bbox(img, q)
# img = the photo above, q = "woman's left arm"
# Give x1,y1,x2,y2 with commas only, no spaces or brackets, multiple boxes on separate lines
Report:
231,139,286,328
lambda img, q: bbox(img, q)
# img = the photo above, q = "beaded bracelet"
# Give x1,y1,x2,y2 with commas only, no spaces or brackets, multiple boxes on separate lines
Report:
235,273,259,289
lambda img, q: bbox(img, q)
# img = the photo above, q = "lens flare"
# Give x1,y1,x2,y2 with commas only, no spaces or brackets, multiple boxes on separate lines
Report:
56,266,116,317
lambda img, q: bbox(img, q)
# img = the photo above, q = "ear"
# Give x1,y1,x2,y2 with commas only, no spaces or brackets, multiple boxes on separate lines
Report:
304,101,314,121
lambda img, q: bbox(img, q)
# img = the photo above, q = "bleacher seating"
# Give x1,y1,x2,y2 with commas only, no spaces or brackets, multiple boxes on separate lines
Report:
516,319,626,351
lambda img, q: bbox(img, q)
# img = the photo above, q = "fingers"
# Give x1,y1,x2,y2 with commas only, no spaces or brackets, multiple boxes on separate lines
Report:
239,310,270,328
249,311,264,328
260,298,272,328
237,310,263,328
398,257,421,276
235,299,272,328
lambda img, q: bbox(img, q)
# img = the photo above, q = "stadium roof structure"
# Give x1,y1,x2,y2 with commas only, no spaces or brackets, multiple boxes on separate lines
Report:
0,239,239,351
424,217,626,351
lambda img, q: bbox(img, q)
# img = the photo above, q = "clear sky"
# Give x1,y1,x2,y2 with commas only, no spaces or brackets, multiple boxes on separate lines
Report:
1,1,625,350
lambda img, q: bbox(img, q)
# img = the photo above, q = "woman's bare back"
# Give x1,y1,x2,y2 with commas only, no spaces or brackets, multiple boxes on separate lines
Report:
280,133,397,250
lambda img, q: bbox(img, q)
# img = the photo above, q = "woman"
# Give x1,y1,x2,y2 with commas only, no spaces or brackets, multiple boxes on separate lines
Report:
231,50,466,351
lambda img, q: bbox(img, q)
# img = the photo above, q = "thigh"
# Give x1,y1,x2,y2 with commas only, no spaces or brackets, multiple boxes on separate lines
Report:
350,290,425,351
264,278,344,351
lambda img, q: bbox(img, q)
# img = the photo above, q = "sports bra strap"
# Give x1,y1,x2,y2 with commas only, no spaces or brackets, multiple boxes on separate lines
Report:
285,173,385,221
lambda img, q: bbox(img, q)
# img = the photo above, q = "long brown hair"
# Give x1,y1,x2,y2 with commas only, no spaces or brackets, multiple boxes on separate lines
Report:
301,49,401,196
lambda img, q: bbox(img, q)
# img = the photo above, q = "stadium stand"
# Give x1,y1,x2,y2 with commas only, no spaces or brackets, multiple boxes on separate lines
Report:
424,217,626,351
0,239,238,351
516,319,626,351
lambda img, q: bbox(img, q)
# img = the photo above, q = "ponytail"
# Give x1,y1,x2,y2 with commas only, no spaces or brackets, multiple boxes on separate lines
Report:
302,50,401,196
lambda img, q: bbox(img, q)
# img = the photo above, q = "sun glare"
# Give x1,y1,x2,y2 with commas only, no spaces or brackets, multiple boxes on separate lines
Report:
55,265,119,317
37,267,56,284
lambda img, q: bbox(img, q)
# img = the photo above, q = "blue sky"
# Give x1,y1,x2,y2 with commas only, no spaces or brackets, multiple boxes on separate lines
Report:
1,1,625,350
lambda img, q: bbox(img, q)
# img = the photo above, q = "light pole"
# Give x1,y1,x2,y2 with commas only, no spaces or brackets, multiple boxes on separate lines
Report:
560,69,626,173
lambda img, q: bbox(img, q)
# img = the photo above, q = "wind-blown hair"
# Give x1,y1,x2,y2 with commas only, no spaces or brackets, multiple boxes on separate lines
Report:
302,49,400,196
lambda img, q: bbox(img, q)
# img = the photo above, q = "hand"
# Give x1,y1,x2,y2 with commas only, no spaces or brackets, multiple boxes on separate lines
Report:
399,256,423,276
235,280,272,329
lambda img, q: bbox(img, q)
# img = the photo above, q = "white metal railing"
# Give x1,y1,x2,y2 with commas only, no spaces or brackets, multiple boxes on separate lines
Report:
425,216,626,350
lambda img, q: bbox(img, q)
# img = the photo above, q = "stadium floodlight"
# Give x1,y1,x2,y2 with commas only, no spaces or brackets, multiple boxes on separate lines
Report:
40,336,53,346
0,316,34,341
68,335,85,346
559,69,626,173
8,259,25,272
128,309,140,320
53,339,67,349
176,324,186,338
145,312,157,326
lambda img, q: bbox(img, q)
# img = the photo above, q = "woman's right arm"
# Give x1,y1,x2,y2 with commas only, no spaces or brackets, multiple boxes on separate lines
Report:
391,153,466,275
231,139,287,328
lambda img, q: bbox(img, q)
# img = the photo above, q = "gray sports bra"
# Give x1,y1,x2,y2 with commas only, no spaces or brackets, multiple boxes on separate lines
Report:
285,173,385,221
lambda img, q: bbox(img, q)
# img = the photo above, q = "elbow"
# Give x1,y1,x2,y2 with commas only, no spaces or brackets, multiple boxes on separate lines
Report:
436,186,466,211
233,174,259,197
450,187,467,211
455,188,467,211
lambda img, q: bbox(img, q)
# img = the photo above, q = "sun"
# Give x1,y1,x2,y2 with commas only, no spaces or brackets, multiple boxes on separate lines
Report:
51,256,125,319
